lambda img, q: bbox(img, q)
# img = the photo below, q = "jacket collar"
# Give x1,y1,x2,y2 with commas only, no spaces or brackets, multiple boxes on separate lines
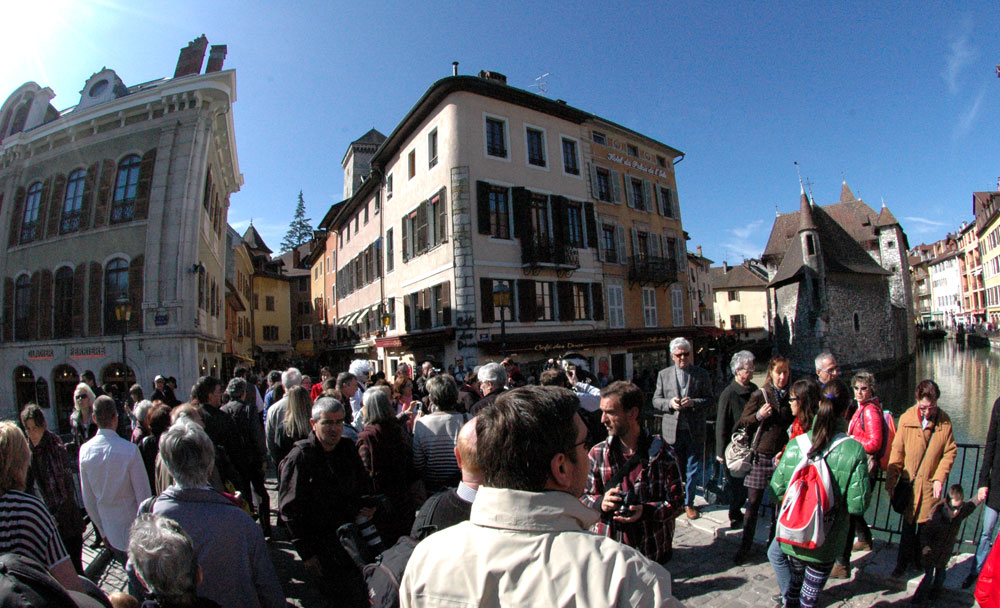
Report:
160,485,239,507
470,487,600,532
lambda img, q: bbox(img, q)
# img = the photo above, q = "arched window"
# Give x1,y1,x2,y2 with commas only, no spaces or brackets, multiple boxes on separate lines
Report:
61,169,86,233
14,275,30,341
103,258,129,334
111,155,140,223
54,267,74,338
9,105,28,135
21,182,42,243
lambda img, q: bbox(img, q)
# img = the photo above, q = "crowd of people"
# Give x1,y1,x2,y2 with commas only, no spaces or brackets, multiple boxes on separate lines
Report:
1,345,1000,607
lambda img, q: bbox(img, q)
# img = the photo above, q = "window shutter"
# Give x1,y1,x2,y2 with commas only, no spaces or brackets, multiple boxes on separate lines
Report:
650,233,661,258
476,181,491,235
441,280,451,326
588,163,600,199
616,225,627,265
585,202,598,249
404,294,412,331
72,265,85,337
2,278,12,342
436,187,448,244
654,185,663,216
80,162,98,232
129,255,144,333
643,179,653,211
592,283,604,321
88,262,103,336
401,216,410,262
551,195,568,244
595,216,605,262
34,178,52,242
512,187,531,240
517,279,537,323
676,238,687,272
8,186,25,248
557,281,575,322
28,271,41,341
631,228,639,259
47,175,66,238
665,188,676,218
624,174,635,208
480,277,495,323
38,270,53,340
93,159,114,229
610,170,623,204
135,148,157,220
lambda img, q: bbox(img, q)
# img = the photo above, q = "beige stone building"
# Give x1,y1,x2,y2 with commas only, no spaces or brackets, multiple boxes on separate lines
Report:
0,36,240,426
710,260,771,340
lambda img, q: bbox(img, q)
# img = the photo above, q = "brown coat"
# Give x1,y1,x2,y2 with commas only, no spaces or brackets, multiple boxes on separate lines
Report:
885,405,958,524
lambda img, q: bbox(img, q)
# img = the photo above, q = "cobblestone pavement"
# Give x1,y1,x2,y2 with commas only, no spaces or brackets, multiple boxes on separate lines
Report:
84,479,978,607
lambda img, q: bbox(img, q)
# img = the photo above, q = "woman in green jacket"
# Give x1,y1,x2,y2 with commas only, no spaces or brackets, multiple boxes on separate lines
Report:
770,392,872,608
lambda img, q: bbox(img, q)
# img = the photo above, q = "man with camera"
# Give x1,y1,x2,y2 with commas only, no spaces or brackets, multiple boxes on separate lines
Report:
583,381,684,565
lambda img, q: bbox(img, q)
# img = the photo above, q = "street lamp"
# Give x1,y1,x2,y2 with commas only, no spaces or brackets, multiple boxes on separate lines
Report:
114,296,132,384
492,281,511,358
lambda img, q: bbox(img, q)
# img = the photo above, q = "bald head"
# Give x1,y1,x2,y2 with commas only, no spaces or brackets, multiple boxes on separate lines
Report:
455,417,482,489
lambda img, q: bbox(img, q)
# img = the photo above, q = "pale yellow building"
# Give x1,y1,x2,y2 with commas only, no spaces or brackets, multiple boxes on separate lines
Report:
710,261,770,340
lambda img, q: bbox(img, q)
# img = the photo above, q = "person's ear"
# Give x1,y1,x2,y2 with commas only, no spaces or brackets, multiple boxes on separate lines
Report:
548,453,572,491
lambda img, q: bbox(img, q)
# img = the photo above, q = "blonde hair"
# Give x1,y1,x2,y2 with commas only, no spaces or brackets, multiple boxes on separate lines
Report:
283,386,312,440
73,382,97,415
0,421,30,493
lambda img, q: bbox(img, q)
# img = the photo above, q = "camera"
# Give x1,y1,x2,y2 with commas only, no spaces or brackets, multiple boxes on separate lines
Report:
617,490,633,516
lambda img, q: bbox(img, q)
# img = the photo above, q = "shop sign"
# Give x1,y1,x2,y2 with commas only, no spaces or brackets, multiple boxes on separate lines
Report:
155,314,169,326
70,345,106,358
606,153,668,179
645,335,671,344
28,349,54,360
533,341,584,353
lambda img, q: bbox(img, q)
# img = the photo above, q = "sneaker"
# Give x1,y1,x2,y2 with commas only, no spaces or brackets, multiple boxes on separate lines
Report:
829,563,850,579
962,573,978,589
852,540,872,552
685,506,700,519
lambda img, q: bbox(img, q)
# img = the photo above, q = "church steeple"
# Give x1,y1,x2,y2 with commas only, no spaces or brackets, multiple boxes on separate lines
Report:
840,180,856,203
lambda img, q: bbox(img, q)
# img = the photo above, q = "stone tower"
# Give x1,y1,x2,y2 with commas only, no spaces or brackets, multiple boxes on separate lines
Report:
341,128,386,200
876,203,916,353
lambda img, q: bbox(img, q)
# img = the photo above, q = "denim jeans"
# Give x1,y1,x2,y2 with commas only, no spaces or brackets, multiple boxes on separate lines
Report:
768,537,791,596
672,430,703,507
974,504,1000,575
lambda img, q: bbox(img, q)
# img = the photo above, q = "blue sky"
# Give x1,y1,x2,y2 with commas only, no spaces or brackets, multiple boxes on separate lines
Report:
3,1,998,264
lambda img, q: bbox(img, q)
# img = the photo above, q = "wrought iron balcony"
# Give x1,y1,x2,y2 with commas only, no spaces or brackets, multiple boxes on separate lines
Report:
628,255,678,286
521,236,580,269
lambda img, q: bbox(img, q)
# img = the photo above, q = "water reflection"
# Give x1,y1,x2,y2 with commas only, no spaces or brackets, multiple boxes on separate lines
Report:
879,340,998,445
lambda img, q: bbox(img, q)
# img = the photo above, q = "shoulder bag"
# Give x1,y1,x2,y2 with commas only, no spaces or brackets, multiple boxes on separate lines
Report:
725,389,770,478
891,440,929,515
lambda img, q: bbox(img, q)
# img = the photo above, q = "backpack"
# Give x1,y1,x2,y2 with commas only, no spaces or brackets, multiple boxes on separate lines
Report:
775,433,851,550
364,499,442,608
857,403,896,472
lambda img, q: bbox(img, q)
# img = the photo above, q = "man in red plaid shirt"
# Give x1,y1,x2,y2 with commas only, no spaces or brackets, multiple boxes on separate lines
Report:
582,381,684,564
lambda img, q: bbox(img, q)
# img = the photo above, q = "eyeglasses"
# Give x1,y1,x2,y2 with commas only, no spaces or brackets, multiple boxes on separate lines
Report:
673,352,691,358
821,367,838,375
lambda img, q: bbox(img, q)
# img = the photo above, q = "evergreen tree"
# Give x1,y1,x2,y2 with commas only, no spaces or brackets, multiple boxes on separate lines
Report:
280,190,313,253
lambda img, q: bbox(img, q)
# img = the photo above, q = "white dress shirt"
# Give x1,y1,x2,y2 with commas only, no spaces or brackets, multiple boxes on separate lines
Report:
79,428,151,551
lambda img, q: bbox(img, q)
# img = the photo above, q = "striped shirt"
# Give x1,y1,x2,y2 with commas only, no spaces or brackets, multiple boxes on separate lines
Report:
413,411,468,491
0,490,69,569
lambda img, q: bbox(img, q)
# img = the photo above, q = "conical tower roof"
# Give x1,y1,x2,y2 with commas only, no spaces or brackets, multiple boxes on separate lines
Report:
876,204,900,227
798,188,817,232
242,223,272,254
840,181,856,203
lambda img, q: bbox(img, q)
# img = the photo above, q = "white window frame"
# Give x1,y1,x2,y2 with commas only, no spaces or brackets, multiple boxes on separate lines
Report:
483,113,511,162
607,283,624,329
671,284,685,327
560,135,581,178
524,123,548,170
642,287,657,328
386,172,393,199
428,127,439,169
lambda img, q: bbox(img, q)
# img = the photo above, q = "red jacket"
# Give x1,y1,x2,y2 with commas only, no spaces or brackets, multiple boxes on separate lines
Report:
977,534,1000,607
848,399,883,455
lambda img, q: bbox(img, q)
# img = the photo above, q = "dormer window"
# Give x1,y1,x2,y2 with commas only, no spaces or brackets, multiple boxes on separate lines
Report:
89,80,109,98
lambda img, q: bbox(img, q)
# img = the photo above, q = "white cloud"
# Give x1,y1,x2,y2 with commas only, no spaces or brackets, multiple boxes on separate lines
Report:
717,219,767,262
943,21,976,95
954,89,985,138
903,216,948,228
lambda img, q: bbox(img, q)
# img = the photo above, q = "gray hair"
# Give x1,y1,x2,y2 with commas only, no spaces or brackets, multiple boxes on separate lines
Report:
311,396,345,421
282,367,302,390
133,400,154,429
225,377,248,400
361,389,395,426
730,350,755,375
478,362,507,387
350,359,372,376
426,374,459,412
815,352,835,371
128,513,199,605
851,369,876,391
159,419,214,488
669,337,692,355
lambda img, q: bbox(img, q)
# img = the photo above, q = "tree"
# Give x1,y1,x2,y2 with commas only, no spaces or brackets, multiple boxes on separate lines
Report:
280,190,313,253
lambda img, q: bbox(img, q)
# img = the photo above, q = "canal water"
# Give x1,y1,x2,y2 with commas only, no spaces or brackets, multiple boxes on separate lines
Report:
879,339,998,445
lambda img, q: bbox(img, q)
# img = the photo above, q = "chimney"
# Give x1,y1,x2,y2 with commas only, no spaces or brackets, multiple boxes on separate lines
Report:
293,248,301,267
452,61,459,76
478,70,507,85
174,35,209,78
723,260,729,273
697,246,703,257
206,45,228,73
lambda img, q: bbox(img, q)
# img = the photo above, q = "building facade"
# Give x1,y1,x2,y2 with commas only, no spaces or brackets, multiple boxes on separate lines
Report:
957,221,984,326
975,189,1000,325
318,73,695,382
709,260,770,340
687,247,714,327
0,36,240,426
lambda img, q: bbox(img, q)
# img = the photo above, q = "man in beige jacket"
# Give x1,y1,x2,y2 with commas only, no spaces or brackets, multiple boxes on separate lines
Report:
400,385,683,608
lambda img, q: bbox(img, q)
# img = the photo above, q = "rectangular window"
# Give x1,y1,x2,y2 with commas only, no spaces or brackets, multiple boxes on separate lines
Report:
530,194,550,239
364,203,369,225
486,117,507,158
492,279,513,321
354,213,360,233
408,150,416,179
627,144,639,157
386,173,393,199
265,296,275,311
659,187,674,217
489,186,510,239
566,202,584,248
536,282,553,321
253,294,259,310
657,155,667,168
428,129,438,168
263,325,278,341
387,297,396,330
728,290,738,301
432,284,443,327
430,193,447,245
526,128,546,167
642,287,657,327
671,285,685,326
573,283,591,320
730,314,746,329
592,131,606,145
562,138,579,175
596,168,612,202
631,178,645,211
386,228,394,272
413,204,428,253
607,284,624,328
602,225,618,263
298,325,312,340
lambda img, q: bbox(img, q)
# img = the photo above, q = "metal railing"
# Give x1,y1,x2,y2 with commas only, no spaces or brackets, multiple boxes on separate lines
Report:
645,413,985,552
521,236,580,268
627,255,678,285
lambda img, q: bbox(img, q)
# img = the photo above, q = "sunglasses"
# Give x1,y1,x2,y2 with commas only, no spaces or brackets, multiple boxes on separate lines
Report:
673,352,691,358
74,394,88,401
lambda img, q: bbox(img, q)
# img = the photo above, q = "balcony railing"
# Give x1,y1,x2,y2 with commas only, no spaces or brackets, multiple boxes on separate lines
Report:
521,236,579,269
628,255,678,285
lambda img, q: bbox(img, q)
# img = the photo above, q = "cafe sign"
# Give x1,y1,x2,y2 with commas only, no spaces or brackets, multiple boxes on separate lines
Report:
607,153,668,179
28,349,54,360
70,345,106,358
